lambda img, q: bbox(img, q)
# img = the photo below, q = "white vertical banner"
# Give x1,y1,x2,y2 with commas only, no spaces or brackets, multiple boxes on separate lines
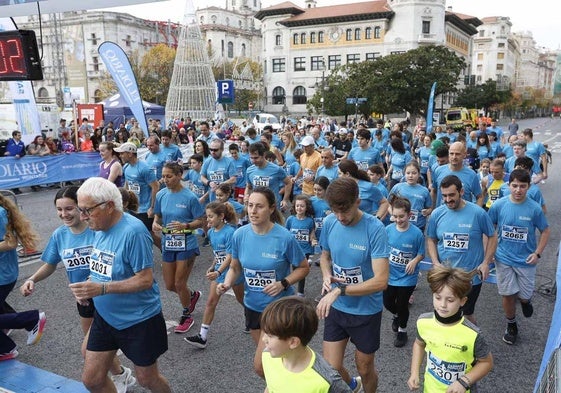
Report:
0,18,42,144
8,81,42,142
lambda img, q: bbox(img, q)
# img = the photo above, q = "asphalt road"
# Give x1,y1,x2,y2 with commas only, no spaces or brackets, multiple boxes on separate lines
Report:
5,117,561,392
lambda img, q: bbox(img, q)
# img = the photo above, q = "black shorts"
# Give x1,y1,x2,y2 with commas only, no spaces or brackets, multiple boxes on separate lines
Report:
324,308,382,354
135,212,153,233
244,306,262,330
462,283,482,316
76,299,95,318
87,311,168,367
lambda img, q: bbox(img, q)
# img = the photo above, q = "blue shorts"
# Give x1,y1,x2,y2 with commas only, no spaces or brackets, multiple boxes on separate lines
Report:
162,247,200,263
87,311,168,367
324,308,382,354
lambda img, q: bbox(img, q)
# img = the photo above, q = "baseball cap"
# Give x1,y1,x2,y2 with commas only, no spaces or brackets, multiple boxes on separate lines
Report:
114,142,137,153
430,139,445,154
338,128,347,135
300,135,315,146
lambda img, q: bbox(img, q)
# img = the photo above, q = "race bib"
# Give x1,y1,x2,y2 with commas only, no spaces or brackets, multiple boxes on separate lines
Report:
253,176,270,187
291,228,310,242
89,248,114,282
314,217,324,230
421,159,429,168
489,189,500,202
392,168,403,179
62,246,92,271
303,168,315,181
501,225,528,243
214,250,227,268
409,209,419,223
209,171,224,182
128,182,140,194
443,233,469,252
244,268,276,291
357,161,369,171
389,247,413,266
427,351,466,385
164,234,186,251
333,263,363,285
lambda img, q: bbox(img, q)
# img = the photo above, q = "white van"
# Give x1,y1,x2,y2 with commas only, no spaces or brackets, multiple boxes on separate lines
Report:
252,113,282,133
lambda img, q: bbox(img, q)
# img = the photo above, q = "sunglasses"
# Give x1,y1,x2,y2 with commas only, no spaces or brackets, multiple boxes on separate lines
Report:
209,148,220,152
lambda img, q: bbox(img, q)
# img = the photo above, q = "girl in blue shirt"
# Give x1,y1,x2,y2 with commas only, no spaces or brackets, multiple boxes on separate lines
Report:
386,138,413,189
20,186,134,387
153,162,205,334
311,176,331,252
388,161,433,231
383,196,425,348
184,202,244,349
286,194,317,296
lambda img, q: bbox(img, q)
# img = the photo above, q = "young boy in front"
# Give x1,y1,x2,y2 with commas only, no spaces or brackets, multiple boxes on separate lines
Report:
261,297,352,393
408,265,493,392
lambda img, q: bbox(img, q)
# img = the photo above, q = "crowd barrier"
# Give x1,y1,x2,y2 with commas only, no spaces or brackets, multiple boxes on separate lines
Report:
0,145,196,190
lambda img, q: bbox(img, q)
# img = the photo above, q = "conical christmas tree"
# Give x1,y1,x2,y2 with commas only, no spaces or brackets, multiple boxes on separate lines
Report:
166,0,217,121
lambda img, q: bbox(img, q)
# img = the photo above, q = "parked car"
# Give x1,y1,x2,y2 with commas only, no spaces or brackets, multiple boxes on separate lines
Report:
252,113,282,133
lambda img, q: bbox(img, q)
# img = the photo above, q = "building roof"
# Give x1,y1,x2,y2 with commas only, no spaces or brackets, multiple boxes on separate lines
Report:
254,2,304,20
445,11,481,35
279,0,393,27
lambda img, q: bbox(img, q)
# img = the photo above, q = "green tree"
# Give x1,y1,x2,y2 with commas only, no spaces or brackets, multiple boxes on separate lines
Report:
454,79,512,114
307,45,465,119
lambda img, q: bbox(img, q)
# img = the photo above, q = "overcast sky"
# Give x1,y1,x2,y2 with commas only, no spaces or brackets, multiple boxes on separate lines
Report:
105,0,560,51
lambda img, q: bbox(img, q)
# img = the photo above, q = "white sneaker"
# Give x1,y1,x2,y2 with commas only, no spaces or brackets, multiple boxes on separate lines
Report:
111,366,136,393
352,376,363,393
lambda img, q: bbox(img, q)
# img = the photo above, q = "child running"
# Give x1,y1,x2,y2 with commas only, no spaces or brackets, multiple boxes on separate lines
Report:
184,202,244,348
383,196,425,347
261,297,352,393
408,265,493,392
388,161,432,231
285,194,317,296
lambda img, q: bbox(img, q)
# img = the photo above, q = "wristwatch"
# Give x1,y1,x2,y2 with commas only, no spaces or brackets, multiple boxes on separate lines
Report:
281,278,290,290
337,283,347,296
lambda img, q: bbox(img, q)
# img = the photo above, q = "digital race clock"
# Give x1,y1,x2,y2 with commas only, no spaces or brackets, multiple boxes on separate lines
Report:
0,30,43,82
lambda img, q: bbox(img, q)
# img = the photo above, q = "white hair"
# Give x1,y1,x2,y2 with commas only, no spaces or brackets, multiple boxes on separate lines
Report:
77,177,123,212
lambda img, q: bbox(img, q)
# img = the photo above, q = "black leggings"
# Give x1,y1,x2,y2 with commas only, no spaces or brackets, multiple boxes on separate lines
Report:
383,285,416,329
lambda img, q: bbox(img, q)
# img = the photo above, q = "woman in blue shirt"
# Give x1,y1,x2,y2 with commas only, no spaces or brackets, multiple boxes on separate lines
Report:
217,187,309,379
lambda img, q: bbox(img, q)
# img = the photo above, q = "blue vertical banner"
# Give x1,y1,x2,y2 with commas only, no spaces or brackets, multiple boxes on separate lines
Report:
98,41,149,137
217,80,234,104
426,82,437,133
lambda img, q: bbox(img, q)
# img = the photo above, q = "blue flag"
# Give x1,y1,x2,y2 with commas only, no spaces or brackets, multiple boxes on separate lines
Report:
98,41,149,137
426,82,437,134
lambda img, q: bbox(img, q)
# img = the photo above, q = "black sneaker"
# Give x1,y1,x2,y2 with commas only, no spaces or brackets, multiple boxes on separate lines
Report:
202,237,210,247
521,301,534,318
502,322,518,345
184,333,207,349
394,331,408,347
391,317,399,333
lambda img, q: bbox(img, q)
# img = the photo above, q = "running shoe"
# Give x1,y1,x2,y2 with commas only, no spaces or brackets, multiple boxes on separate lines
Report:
502,322,518,345
391,317,399,333
242,325,250,334
27,311,46,345
184,333,207,349
521,301,534,318
202,237,210,247
0,349,18,361
351,376,362,393
174,315,194,334
188,290,202,314
394,331,408,348
111,366,137,393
